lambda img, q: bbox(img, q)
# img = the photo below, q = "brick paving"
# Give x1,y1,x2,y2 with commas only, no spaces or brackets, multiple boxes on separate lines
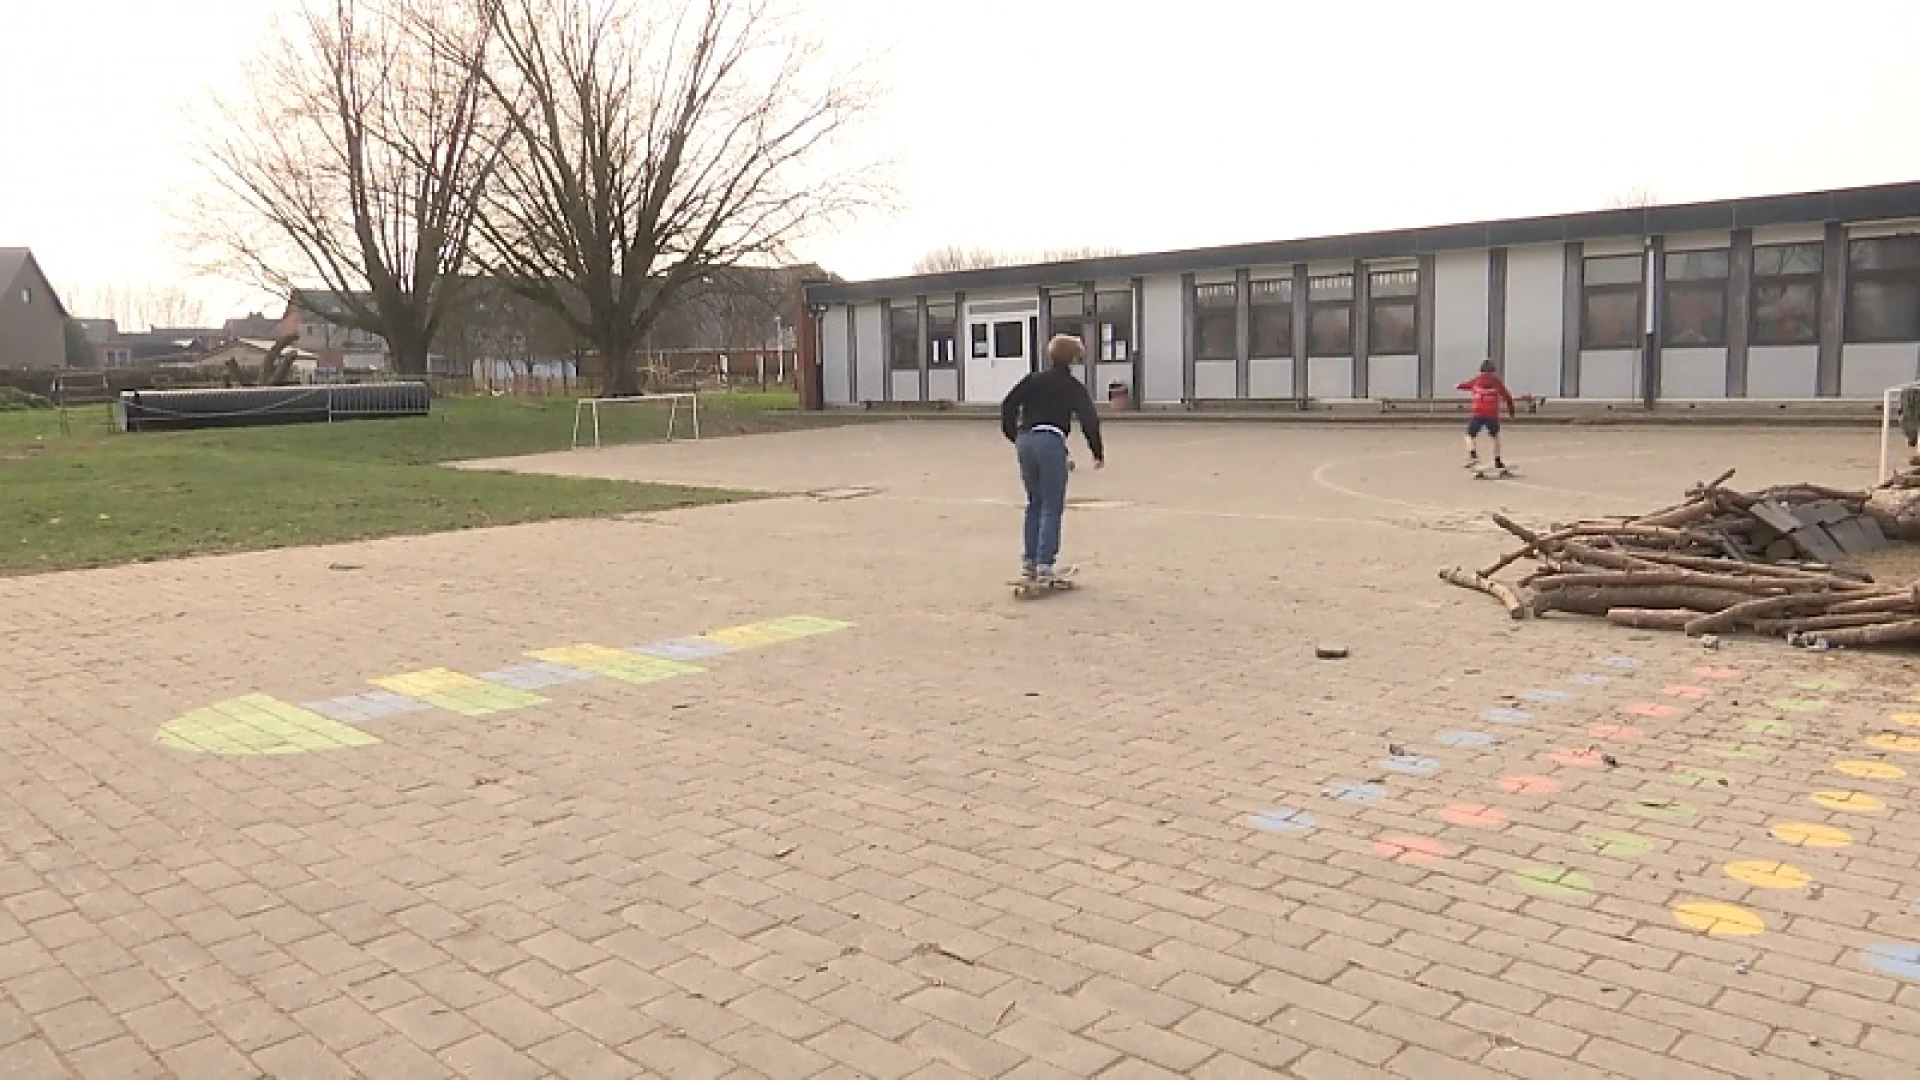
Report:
3,419,1919,1078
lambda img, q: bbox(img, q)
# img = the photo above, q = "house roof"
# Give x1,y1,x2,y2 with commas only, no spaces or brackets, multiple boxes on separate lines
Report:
804,178,1920,306
0,247,69,318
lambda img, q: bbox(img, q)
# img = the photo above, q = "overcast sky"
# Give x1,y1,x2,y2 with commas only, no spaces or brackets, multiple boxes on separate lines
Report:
4,0,1918,323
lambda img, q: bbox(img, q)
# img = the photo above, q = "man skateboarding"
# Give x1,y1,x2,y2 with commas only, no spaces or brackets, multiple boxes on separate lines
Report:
1001,334,1105,582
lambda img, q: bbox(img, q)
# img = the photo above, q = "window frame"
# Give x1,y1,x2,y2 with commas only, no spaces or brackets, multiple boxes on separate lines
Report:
1248,278,1294,360
886,301,920,371
1749,242,1823,348
926,301,958,369
1306,273,1354,358
1094,289,1134,364
1365,268,1419,356
1660,248,1731,349
1580,254,1645,351
1845,235,1920,345
1192,281,1238,364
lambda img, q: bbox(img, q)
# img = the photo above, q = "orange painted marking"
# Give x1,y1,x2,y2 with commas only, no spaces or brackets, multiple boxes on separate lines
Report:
1621,702,1684,720
1374,835,1452,866
1498,774,1563,795
1438,804,1509,828
1547,748,1607,769
1587,724,1644,742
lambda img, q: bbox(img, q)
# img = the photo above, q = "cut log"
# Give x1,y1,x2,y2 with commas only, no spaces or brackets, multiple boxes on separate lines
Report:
1534,585,1755,619
1824,586,1920,615
1755,611,1919,634
1532,570,1798,595
1439,567,1526,620
1604,608,1699,631
1683,590,1889,636
1633,499,1716,529
1799,620,1920,648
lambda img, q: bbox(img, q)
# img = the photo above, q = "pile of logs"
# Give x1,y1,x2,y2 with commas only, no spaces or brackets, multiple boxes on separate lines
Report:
1442,469,1920,649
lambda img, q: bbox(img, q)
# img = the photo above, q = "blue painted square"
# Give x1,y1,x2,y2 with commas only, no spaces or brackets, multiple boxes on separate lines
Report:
1484,707,1534,725
1864,942,1920,981
479,662,597,691
1247,809,1316,835
1436,731,1497,749
1521,688,1575,704
1381,756,1441,777
302,691,431,725
1568,673,1611,685
1601,655,1642,669
635,638,733,662
1325,782,1388,804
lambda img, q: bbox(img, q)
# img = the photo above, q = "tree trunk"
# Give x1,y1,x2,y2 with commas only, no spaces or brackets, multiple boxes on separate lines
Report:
1533,585,1754,618
604,349,641,397
1438,567,1526,620
1604,608,1699,630
1798,620,1920,648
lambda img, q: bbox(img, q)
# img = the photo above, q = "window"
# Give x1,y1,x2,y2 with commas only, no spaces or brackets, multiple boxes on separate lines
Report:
1751,242,1822,347
887,303,919,370
1050,290,1087,362
1307,274,1353,357
1662,249,1729,348
1095,290,1133,362
992,320,1024,359
19,287,29,305
1193,282,1237,362
970,322,988,359
1847,235,1920,344
927,302,957,368
1367,269,1419,355
1581,254,1643,350
1249,279,1293,359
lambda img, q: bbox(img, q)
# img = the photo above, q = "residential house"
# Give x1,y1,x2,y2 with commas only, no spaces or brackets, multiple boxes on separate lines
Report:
0,248,69,370
223,311,283,342
280,290,396,376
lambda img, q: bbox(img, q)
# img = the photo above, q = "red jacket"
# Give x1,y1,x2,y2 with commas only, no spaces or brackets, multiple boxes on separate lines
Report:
1457,373,1516,419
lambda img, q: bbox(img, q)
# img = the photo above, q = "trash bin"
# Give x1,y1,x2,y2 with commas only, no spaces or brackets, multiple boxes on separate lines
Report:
1107,382,1130,410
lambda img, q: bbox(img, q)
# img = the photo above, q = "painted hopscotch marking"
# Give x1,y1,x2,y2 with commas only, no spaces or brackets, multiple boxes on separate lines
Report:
1772,821,1853,848
526,645,705,686
154,614,855,756
154,694,381,756
1673,901,1765,937
372,669,547,718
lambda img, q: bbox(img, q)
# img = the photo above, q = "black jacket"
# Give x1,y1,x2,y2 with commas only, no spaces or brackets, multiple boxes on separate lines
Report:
1001,365,1104,461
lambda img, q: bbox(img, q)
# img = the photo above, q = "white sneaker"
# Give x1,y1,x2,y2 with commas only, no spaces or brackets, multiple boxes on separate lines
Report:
1021,561,1037,580
1034,564,1055,582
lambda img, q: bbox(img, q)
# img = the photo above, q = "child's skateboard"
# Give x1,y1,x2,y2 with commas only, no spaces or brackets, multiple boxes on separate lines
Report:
1471,464,1517,480
1011,565,1079,599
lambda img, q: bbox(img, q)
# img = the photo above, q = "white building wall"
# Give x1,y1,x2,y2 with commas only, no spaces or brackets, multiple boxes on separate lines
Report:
853,304,885,402
1581,350,1641,399
1141,276,1184,404
889,371,918,401
1194,361,1235,399
1503,244,1564,397
1747,347,1819,399
1307,358,1352,399
822,305,851,405
1248,359,1292,398
1842,344,1920,398
1433,250,1490,386
1369,355,1419,398
929,369,959,402
1661,348,1726,399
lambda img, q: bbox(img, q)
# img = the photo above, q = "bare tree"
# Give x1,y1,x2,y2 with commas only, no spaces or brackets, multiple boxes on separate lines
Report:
462,0,878,395
184,0,501,375
1603,185,1661,210
911,244,1123,275
71,282,208,330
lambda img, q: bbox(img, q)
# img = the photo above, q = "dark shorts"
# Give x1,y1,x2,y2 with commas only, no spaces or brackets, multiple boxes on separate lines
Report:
1466,416,1501,437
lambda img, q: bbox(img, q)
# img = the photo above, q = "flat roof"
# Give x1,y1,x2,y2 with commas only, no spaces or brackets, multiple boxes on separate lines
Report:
805,179,1920,306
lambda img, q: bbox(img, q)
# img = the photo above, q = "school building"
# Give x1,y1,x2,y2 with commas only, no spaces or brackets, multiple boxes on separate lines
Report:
798,180,1920,410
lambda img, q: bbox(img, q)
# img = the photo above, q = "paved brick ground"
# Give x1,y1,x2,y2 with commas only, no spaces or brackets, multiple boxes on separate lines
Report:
4,419,1919,1079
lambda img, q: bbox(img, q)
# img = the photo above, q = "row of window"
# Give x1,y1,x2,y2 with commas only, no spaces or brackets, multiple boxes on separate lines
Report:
876,234,1920,369
886,290,1138,371
1192,269,1419,363
1582,236,1920,350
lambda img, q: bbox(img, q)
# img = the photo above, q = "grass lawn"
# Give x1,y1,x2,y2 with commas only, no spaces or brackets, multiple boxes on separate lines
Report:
0,390,821,576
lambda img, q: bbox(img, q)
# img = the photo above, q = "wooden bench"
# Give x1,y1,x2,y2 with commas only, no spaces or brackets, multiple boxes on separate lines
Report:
1378,395,1548,414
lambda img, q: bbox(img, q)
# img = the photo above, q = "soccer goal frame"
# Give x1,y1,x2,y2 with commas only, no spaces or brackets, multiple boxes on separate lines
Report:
1877,380,1920,484
570,392,702,450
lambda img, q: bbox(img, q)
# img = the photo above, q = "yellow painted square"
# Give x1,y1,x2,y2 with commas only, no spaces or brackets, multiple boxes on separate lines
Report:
699,623,799,650
528,645,704,685
155,694,380,756
371,669,545,717
759,616,855,637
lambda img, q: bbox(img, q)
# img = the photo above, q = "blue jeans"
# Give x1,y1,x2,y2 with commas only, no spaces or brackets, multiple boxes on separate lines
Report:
1016,429,1069,566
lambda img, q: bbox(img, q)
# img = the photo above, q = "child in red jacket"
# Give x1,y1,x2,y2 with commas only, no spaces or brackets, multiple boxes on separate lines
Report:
1457,360,1517,470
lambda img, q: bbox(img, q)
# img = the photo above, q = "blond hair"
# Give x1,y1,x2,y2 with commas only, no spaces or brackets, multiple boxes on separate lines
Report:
1046,334,1084,366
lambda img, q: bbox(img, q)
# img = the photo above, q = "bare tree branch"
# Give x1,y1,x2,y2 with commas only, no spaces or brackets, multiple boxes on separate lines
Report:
68,282,209,330
910,245,1124,275
1603,185,1661,210
178,0,503,374
461,0,882,394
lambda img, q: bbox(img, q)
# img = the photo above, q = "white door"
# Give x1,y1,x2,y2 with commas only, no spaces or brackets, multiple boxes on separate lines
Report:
964,316,1032,403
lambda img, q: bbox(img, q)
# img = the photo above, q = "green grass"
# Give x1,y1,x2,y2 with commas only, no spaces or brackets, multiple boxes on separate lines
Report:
0,391,817,576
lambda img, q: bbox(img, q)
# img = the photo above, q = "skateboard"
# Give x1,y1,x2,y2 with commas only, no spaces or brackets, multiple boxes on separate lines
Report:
1011,565,1079,599
1470,464,1517,480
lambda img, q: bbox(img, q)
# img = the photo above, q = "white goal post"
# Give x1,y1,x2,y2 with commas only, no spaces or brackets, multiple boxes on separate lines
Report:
1878,380,1920,484
570,392,701,450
